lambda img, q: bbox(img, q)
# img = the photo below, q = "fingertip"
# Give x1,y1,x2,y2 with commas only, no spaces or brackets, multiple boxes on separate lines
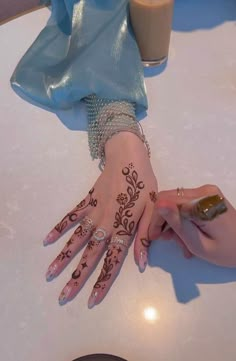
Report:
88,290,100,309
43,239,49,247
43,231,56,246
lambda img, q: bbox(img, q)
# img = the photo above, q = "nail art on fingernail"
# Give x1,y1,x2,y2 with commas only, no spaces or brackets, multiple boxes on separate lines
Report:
43,231,54,246
88,291,98,309
58,285,72,306
46,264,58,281
139,250,148,273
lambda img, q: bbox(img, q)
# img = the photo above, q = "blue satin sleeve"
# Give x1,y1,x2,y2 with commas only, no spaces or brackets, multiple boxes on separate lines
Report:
10,0,148,116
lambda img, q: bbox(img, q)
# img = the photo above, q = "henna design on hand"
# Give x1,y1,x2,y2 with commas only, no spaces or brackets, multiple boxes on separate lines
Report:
87,240,96,250
57,249,72,261
141,238,152,248
149,191,157,203
94,246,122,290
94,249,113,290
66,239,73,247
113,166,145,236
74,224,89,238
71,261,88,282
72,269,81,280
55,188,97,233
81,262,88,269
87,240,101,250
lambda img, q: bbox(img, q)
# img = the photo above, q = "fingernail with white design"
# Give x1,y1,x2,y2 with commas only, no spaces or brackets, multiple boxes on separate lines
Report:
58,285,72,306
139,250,148,273
43,231,55,246
88,291,98,309
46,263,58,281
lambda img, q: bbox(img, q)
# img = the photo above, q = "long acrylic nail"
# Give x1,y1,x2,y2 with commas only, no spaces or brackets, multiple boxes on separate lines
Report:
58,285,72,306
88,291,98,309
43,231,54,246
46,264,58,281
139,250,148,273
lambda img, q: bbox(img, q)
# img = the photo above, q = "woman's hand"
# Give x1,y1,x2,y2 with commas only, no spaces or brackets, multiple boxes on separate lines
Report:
148,185,236,267
44,132,158,308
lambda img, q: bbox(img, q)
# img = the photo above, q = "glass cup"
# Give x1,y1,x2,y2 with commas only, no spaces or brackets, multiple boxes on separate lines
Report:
129,0,174,67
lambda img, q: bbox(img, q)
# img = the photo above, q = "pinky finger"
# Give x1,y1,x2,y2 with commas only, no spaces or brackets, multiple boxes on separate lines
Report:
88,243,129,309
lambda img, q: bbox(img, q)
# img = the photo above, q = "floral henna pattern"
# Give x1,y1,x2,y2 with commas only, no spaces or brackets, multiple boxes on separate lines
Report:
141,238,152,248
149,191,157,203
116,193,128,205
55,188,97,233
113,166,145,236
94,247,122,290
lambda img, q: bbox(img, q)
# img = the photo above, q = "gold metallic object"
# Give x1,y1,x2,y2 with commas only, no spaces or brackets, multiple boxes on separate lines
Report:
92,228,107,241
177,187,184,197
191,195,227,221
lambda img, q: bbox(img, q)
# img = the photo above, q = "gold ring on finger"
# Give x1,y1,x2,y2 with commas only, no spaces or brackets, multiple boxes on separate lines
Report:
177,187,184,197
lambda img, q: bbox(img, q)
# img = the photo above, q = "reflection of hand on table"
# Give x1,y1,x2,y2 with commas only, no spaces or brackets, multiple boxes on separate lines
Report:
149,185,236,267
44,132,158,308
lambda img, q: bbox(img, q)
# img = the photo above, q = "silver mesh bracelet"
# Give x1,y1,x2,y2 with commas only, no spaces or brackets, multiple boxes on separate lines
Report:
85,94,150,165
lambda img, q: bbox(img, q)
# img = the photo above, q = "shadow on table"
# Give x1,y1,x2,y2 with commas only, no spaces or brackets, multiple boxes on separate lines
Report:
173,0,236,32
148,240,236,304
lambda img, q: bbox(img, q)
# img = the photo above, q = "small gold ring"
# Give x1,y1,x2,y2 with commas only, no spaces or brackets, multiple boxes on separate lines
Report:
177,187,184,197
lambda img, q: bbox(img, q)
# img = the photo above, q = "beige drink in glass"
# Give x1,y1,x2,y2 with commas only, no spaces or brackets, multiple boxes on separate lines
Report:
129,0,174,67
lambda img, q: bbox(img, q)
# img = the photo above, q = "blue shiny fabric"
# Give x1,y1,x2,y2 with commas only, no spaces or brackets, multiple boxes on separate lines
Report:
11,0,147,115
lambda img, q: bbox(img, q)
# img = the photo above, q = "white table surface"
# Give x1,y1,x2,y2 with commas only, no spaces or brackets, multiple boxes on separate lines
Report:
1,2,236,361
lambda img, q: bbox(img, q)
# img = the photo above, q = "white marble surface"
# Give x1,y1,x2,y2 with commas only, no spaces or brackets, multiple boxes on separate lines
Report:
1,2,236,361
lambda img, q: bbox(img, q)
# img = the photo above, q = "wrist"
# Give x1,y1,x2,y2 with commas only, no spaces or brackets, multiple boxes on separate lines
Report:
105,131,149,163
